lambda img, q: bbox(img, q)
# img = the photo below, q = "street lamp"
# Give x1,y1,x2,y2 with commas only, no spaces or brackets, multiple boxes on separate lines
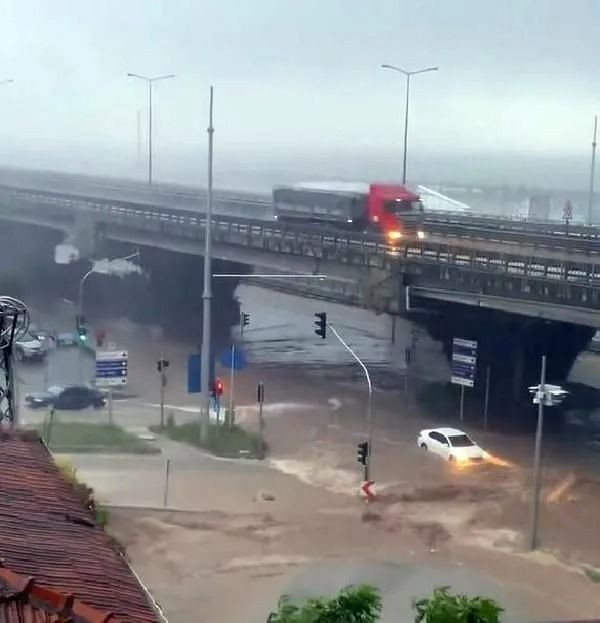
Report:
126,73,175,185
381,64,438,185
77,251,141,380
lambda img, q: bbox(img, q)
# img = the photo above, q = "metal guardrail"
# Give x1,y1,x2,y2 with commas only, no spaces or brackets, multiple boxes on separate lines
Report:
2,187,600,293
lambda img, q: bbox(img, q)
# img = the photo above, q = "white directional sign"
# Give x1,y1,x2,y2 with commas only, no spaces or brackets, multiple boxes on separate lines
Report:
96,350,128,387
451,338,478,387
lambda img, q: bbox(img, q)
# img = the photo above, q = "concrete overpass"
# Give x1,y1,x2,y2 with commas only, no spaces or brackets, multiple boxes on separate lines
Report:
1,168,599,410
0,183,598,328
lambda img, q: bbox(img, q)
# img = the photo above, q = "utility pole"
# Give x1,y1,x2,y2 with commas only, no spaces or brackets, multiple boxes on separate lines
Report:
588,115,598,226
529,355,546,551
200,86,215,443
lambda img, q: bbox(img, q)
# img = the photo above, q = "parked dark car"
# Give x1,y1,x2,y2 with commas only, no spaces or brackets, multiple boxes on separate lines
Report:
25,385,105,410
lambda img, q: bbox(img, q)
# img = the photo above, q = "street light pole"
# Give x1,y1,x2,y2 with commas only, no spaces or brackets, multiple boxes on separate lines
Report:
148,80,153,185
588,115,598,226
402,74,411,186
327,323,373,480
77,251,140,381
200,86,215,443
126,73,175,185
381,64,438,185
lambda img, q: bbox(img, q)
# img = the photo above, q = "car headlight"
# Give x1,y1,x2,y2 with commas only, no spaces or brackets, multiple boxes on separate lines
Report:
387,230,402,241
417,230,425,240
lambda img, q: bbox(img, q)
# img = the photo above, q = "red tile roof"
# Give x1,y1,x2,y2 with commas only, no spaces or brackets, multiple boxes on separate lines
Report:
0,565,122,622
0,429,159,623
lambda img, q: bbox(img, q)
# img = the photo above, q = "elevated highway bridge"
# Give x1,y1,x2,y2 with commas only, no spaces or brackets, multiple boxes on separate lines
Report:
0,167,598,409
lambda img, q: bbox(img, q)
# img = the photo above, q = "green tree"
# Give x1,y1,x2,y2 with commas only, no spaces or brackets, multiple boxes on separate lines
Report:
413,586,503,623
268,585,381,623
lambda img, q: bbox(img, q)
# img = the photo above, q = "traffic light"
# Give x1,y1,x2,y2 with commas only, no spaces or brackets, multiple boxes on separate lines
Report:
314,312,327,339
357,441,369,466
215,378,224,397
76,315,88,343
241,312,250,328
157,358,170,373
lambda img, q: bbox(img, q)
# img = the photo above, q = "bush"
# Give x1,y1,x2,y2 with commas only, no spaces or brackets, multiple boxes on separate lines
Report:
53,457,109,528
413,586,503,623
269,585,381,623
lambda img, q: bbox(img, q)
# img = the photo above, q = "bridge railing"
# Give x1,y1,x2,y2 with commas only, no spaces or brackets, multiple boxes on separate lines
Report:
2,186,600,292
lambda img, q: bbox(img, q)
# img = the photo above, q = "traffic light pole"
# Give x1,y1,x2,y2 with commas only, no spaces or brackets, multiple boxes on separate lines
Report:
327,323,373,481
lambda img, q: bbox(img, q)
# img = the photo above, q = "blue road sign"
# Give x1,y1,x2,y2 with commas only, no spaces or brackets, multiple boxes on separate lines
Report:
219,345,248,371
187,354,215,393
451,338,477,387
96,350,128,387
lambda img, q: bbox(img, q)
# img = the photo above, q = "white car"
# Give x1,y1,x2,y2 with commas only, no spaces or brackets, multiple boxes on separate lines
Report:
14,332,47,362
417,427,488,464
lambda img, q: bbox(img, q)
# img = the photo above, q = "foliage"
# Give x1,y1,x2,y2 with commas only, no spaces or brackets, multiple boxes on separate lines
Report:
413,586,503,623
152,420,266,459
268,585,381,623
55,456,79,486
52,457,109,528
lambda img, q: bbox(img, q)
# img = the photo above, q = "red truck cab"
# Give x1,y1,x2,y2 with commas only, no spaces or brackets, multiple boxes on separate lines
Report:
367,183,425,240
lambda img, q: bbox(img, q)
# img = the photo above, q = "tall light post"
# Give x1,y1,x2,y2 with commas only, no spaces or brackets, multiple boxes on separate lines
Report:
588,115,598,226
381,64,438,185
77,252,140,381
200,86,215,443
126,73,175,185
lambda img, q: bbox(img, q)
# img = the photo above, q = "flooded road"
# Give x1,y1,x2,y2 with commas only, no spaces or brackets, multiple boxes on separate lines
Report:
233,284,449,388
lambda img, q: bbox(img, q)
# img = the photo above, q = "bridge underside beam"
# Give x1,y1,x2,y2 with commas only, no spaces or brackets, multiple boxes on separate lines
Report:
410,286,599,328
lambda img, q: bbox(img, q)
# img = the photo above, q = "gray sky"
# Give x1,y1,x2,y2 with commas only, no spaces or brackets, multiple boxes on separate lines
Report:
2,0,600,189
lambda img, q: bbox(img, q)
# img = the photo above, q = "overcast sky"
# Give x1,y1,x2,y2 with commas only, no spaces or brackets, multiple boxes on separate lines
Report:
2,0,600,189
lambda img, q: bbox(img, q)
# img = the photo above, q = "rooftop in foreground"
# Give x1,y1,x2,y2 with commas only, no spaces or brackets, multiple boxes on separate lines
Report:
0,428,159,623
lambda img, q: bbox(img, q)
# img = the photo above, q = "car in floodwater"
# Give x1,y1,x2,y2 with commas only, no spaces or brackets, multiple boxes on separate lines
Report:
417,427,488,465
25,385,106,410
14,332,47,362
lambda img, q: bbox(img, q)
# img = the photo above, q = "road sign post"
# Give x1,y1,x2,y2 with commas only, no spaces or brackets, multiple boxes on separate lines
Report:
95,350,128,387
95,350,128,426
451,338,478,422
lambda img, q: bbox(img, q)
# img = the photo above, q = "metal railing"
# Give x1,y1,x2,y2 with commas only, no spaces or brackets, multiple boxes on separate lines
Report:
2,186,600,293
